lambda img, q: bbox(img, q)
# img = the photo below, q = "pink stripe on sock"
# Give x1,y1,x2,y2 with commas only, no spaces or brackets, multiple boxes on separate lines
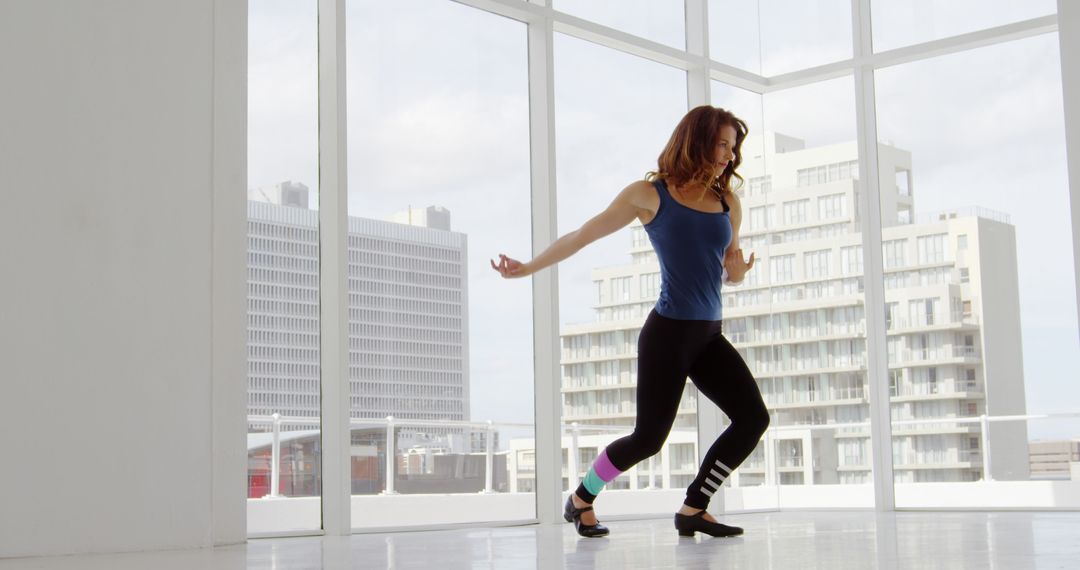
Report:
593,450,622,482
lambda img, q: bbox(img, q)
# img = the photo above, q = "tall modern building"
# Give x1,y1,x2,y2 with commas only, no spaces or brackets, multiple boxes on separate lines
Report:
560,133,1030,486
247,184,470,431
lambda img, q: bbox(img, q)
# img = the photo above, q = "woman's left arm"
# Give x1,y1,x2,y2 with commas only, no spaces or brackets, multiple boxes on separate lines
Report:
724,191,755,284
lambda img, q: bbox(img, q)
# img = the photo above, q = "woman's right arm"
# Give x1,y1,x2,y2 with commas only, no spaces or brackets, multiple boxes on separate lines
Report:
491,181,653,278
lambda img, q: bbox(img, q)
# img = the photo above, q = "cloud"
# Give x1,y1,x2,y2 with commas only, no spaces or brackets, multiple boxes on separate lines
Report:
249,0,1079,425
871,0,1058,52
247,0,319,191
556,0,687,50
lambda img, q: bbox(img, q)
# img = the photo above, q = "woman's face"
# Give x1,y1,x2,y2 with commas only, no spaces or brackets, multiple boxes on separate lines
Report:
713,124,738,177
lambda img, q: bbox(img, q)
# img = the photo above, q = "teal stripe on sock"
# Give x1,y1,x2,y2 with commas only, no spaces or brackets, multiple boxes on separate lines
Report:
582,468,606,496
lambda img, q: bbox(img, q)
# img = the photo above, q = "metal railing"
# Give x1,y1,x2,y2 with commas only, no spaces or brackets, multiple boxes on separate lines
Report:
248,411,1080,498
248,415,532,497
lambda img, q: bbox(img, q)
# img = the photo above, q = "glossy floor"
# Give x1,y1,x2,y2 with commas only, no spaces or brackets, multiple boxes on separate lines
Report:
3,511,1080,569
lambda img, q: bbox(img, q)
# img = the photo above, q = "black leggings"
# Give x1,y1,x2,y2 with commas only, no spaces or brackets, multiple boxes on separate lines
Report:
575,309,770,509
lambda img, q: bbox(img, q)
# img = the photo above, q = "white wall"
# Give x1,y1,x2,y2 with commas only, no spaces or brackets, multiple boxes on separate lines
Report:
1062,0,1080,343
0,0,247,559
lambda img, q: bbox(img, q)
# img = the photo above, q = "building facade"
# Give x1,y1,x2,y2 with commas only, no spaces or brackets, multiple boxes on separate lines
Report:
1029,440,1080,480
247,185,470,432
559,134,1030,488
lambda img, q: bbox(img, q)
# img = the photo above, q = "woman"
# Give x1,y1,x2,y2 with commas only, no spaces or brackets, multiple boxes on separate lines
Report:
491,105,769,538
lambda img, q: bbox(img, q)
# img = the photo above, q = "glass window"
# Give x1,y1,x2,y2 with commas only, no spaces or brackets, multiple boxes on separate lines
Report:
917,234,947,264
804,249,831,279
819,193,846,220
613,276,632,301
247,0,321,535
555,32,690,516
770,254,795,284
640,272,660,299
877,32,1078,504
346,0,534,526
871,0,1057,53
709,0,853,76
883,239,907,269
555,0,685,50
841,245,864,276
784,199,810,225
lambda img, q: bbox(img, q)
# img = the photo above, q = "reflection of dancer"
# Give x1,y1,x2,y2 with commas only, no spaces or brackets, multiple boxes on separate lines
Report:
491,106,769,538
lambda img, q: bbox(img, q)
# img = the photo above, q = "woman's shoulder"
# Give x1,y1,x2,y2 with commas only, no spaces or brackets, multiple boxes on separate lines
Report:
623,179,661,201
628,178,659,193
724,188,742,212
621,179,662,215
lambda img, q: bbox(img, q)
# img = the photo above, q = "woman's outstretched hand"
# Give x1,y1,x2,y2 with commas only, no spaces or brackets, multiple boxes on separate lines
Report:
724,248,756,283
490,254,530,279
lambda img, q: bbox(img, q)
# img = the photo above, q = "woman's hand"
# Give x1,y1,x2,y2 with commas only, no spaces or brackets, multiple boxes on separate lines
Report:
724,248,755,283
490,254,530,279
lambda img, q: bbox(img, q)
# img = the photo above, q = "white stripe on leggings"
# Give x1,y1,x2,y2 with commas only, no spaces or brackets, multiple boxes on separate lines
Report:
714,460,733,475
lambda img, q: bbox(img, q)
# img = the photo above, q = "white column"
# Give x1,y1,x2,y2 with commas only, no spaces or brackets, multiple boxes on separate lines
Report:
853,0,896,511
764,430,776,486
318,0,352,534
509,448,519,493
685,0,712,108
568,423,580,490
1059,0,1080,339
269,414,282,498
528,4,564,525
484,421,495,493
211,0,249,546
802,433,813,485
980,415,994,481
382,417,397,495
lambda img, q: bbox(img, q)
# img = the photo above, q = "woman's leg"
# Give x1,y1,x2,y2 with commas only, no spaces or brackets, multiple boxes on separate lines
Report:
682,332,770,510
573,311,694,504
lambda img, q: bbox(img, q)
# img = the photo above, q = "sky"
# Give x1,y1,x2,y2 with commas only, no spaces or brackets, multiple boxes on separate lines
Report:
248,0,1079,444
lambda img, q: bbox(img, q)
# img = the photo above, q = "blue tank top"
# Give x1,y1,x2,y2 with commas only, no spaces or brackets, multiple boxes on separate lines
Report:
644,179,733,321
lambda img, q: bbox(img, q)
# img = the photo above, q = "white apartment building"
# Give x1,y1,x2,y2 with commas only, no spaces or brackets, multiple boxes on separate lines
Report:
247,185,470,431
560,134,1029,487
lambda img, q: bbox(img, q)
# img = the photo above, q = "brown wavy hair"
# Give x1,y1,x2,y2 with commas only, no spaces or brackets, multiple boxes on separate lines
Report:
646,105,749,200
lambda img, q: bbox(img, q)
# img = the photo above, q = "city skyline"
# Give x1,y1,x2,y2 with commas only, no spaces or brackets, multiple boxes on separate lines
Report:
248,0,1078,442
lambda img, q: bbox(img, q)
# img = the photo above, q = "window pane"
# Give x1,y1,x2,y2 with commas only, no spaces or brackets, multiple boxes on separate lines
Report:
876,33,1080,505
707,0,762,74
871,0,1057,53
247,0,322,534
347,0,534,526
554,0,685,50
711,0,853,76
555,33,689,516
715,76,873,507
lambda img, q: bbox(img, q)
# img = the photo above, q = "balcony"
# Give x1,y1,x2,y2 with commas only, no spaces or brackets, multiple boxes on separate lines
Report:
729,322,867,346
887,312,981,332
893,346,981,365
890,381,984,402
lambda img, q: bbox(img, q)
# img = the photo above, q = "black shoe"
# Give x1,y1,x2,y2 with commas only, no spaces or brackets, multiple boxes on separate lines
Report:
564,495,610,538
674,510,743,538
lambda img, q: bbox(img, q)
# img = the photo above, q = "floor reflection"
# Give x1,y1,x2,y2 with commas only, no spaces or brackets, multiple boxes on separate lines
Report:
3,511,1076,569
